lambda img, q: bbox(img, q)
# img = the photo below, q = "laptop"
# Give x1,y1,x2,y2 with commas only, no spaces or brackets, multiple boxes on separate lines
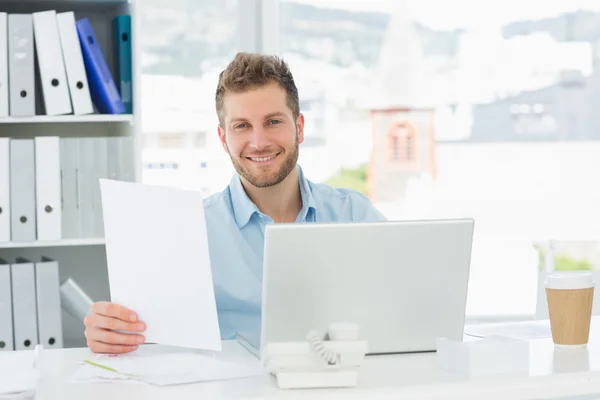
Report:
238,218,474,357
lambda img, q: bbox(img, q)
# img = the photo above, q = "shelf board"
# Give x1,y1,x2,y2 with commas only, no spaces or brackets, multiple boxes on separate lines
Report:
0,238,106,249
0,0,128,14
0,114,134,137
0,114,132,124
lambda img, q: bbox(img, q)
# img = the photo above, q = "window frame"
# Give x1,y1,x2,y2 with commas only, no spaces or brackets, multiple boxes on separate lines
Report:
239,0,281,54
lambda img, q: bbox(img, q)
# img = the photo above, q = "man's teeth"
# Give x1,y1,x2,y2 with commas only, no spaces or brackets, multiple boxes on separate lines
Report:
250,154,277,162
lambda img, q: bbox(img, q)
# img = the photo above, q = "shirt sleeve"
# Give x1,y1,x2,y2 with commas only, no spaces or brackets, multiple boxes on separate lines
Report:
360,204,388,222
350,193,388,222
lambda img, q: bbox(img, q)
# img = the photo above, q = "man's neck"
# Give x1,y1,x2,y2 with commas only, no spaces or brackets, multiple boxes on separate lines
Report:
241,168,302,223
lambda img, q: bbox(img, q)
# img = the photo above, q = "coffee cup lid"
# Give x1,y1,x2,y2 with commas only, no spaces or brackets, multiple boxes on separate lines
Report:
545,272,595,290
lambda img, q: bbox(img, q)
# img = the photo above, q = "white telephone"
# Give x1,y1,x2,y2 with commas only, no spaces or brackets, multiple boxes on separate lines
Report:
261,322,368,389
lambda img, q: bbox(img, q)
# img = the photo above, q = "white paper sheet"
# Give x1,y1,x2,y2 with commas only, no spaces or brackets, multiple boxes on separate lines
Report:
71,353,264,386
68,362,139,384
464,320,552,340
0,346,42,397
99,179,221,351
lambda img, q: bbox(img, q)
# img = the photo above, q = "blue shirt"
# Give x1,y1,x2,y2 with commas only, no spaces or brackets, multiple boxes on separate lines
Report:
203,165,386,339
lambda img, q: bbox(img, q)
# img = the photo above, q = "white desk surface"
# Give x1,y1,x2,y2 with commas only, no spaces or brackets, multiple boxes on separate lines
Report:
27,332,600,400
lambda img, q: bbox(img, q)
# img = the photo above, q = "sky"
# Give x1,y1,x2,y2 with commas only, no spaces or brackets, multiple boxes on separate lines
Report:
289,0,600,30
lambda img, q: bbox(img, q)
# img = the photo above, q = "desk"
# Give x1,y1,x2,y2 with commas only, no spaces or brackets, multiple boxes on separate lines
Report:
30,336,600,400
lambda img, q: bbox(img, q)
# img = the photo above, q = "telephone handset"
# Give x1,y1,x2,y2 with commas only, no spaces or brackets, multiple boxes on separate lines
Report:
262,322,368,389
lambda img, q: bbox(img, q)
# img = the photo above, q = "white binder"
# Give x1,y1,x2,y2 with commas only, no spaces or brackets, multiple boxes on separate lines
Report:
33,10,72,116
92,138,107,237
10,139,36,242
120,136,135,182
35,257,63,349
8,14,35,117
11,258,39,350
77,138,95,238
0,259,14,351
35,137,62,241
106,137,121,180
0,13,8,117
56,11,93,115
0,138,9,243
107,136,134,183
60,138,79,239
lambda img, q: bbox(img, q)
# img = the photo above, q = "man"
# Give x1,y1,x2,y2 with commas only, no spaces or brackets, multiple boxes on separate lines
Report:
84,52,386,354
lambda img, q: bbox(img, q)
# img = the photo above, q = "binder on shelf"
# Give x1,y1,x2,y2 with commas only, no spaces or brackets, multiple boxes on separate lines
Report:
113,15,132,114
56,12,93,116
107,136,134,183
77,138,95,238
106,137,122,181
60,138,80,239
34,257,63,349
60,277,93,322
0,138,9,243
76,17,125,115
0,259,14,352
35,137,62,241
92,138,108,238
120,136,135,182
32,10,72,116
0,13,8,117
10,139,36,242
8,14,35,117
11,258,39,351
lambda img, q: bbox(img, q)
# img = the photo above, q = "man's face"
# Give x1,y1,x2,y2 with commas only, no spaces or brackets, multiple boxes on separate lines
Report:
218,82,305,188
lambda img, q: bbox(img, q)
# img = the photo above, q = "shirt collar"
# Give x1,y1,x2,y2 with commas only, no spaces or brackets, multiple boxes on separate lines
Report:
229,171,260,229
229,165,317,229
296,165,317,222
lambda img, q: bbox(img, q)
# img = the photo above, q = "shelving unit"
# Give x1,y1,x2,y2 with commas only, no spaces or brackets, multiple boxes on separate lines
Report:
0,238,106,249
0,114,133,137
0,114,132,124
0,0,141,348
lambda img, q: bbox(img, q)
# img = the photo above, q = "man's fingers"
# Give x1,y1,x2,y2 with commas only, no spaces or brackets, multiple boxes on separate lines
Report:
92,301,138,322
85,327,145,346
87,314,146,333
88,340,138,355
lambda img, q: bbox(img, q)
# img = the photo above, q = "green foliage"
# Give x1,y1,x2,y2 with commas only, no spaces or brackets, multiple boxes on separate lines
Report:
534,244,594,271
554,257,594,271
326,164,368,195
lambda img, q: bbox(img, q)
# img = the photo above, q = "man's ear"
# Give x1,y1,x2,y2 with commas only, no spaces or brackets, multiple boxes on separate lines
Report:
296,113,305,145
217,124,229,153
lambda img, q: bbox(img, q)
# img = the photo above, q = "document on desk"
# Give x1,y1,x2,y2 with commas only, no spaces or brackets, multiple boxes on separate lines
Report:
0,347,40,399
464,319,552,340
99,179,221,351
72,353,264,386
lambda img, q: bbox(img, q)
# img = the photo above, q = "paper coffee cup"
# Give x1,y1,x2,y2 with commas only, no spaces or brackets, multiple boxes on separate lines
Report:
545,272,595,349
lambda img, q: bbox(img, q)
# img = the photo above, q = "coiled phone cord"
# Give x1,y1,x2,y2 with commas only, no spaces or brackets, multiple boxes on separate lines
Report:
307,330,339,365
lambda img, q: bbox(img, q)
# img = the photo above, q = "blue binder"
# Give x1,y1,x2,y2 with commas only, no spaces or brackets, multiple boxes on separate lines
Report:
112,15,132,114
76,18,125,114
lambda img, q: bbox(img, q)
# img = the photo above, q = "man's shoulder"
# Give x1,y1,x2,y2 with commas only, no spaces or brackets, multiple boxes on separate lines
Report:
202,187,231,212
307,180,386,222
309,180,373,205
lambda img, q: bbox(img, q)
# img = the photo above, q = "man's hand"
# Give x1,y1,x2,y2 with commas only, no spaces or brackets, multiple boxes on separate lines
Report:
84,301,146,354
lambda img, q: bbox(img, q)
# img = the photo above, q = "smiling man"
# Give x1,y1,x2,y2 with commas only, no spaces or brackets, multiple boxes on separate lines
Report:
83,52,386,354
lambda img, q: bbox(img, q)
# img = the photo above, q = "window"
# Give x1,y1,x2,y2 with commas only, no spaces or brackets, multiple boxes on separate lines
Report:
137,0,600,322
388,122,417,165
139,0,240,192
277,0,600,323
391,136,400,162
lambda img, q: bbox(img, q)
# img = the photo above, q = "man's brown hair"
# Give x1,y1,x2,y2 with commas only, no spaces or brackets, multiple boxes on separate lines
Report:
215,52,300,126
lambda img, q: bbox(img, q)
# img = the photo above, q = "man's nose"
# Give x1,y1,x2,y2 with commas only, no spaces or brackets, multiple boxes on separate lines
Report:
250,127,270,150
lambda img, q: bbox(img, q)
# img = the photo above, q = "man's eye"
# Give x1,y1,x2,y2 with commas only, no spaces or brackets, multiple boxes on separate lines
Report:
269,120,281,125
235,123,247,129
